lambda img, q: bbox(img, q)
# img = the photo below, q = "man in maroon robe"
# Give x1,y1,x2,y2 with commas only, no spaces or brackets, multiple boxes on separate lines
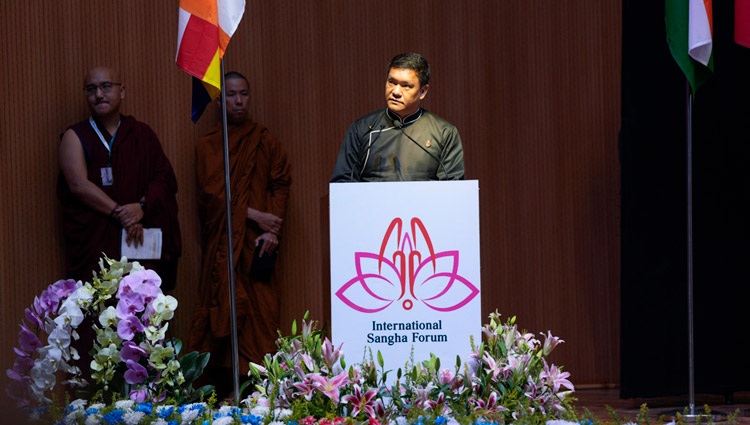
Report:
188,71,291,397
57,66,181,290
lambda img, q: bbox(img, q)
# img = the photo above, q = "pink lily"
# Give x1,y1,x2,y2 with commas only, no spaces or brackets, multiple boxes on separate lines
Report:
321,338,344,371
472,391,506,413
482,352,502,382
540,360,574,393
541,331,564,356
310,371,349,404
292,374,316,400
341,384,378,418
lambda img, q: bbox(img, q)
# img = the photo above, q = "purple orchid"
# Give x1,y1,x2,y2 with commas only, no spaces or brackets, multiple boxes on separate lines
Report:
7,355,34,381
17,323,42,354
123,359,148,384
24,307,43,328
129,388,148,402
117,315,145,341
116,291,145,319
50,279,79,299
34,292,59,317
120,341,147,362
117,269,162,298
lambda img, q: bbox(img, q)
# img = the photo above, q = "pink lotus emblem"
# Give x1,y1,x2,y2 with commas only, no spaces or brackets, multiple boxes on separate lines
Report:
336,217,479,312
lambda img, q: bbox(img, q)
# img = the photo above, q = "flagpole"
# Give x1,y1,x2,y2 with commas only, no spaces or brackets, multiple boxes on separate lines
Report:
219,58,242,402
666,80,724,423
685,81,696,417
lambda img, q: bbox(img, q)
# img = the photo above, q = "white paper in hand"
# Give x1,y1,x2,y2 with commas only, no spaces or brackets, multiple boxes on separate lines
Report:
121,228,162,260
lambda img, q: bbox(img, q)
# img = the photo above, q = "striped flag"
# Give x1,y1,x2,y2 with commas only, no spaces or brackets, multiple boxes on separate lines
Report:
177,0,246,122
737,0,750,48
666,0,713,94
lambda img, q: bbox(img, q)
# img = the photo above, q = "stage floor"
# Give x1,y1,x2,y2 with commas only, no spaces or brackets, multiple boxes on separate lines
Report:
573,388,750,423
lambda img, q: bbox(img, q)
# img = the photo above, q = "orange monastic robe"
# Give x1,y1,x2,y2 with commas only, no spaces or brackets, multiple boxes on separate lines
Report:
188,118,291,373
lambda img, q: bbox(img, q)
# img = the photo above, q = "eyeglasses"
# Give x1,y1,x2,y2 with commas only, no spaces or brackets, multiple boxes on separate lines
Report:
84,82,121,95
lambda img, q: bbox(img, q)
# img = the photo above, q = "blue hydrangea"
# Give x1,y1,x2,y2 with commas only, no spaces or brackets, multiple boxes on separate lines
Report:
239,414,265,425
102,408,125,424
214,406,241,419
157,405,175,418
136,402,153,414
179,403,207,416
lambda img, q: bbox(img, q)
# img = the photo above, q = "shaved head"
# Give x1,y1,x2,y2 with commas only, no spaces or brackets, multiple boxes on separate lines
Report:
83,66,124,120
84,66,120,87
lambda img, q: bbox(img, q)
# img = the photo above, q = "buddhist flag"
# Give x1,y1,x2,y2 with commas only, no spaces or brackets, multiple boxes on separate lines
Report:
666,0,714,94
737,0,750,48
177,0,246,122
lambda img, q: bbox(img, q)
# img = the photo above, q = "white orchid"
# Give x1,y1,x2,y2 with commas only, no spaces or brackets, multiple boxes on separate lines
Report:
48,326,72,352
95,326,123,348
144,322,169,342
69,284,96,310
54,299,84,329
148,345,175,370
98,306,118,327
90,343,119,381
37,345,62,369
30,357,56,393
149,293,178,324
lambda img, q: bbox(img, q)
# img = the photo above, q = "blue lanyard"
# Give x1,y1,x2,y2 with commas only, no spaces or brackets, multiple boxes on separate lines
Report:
89,117,120,165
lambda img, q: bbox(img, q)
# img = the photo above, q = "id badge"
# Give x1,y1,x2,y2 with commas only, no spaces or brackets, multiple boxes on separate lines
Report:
101,167,114,186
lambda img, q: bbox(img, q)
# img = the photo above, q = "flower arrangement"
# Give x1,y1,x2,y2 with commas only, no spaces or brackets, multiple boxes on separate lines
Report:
243,310,577,425
8,257,580,425
6,256,211,420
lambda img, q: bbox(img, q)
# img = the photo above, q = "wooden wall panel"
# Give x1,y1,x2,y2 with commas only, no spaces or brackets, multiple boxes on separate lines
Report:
0,0,621,402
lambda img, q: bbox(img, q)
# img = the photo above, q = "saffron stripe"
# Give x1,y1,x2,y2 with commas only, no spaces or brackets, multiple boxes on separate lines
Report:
179,0,218,25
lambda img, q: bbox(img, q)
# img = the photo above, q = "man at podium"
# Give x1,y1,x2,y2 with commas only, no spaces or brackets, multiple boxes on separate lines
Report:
330,53,464,182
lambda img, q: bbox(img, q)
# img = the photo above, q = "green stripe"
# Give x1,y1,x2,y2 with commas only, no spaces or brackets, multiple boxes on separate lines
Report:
665,0,713,94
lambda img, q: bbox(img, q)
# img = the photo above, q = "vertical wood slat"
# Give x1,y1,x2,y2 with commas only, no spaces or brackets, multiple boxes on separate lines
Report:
0,0,621,399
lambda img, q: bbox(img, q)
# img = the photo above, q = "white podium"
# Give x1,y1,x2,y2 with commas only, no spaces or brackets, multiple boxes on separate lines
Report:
329,180,481,379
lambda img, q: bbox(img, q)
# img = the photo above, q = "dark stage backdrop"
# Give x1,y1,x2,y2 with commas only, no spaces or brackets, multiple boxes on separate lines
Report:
621,1,750,398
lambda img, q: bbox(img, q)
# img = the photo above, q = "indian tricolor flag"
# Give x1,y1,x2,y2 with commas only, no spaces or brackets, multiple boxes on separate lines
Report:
666,0,713,94
177,0,246,122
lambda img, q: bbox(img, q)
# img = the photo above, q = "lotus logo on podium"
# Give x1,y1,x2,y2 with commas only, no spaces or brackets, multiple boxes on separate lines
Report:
336,217,479,313
329,181,481,378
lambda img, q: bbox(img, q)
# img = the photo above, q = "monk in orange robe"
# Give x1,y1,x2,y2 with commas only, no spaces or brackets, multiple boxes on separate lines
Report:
188,72,291,394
